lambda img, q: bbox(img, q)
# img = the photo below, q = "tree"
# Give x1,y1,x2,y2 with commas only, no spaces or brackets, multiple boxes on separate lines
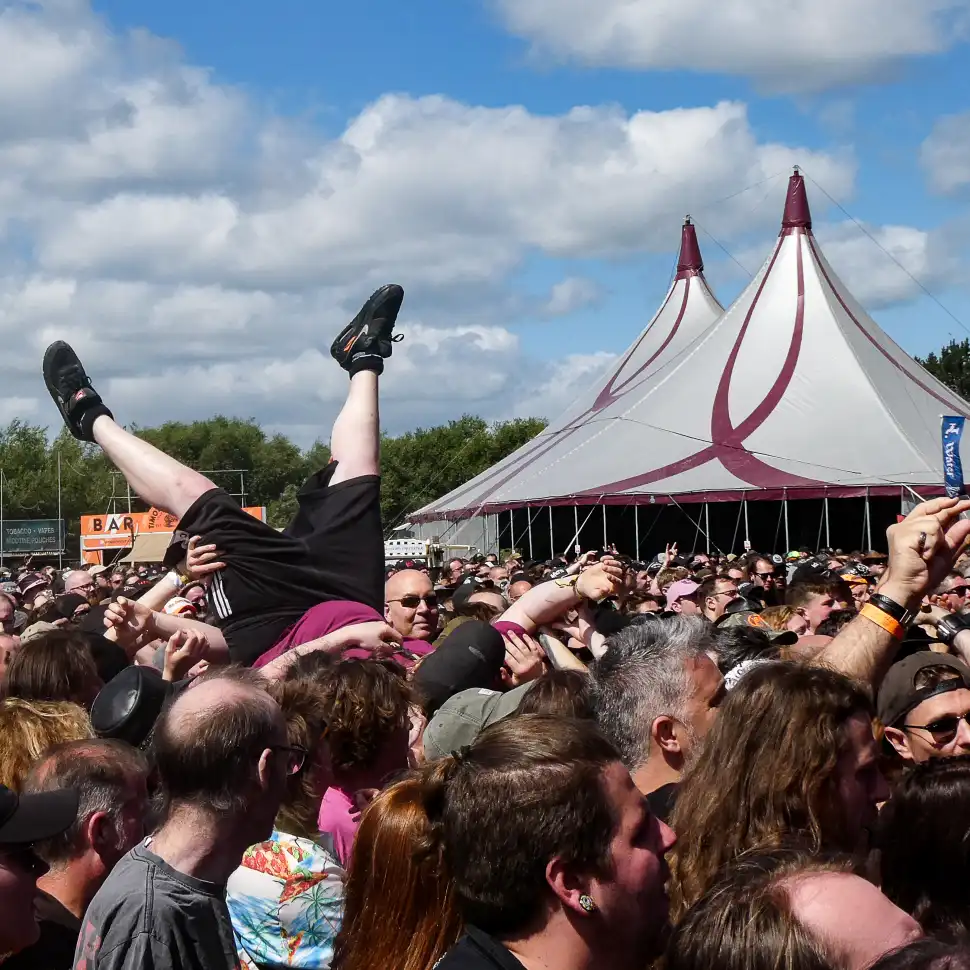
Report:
0,413,546,555
917,339,970,400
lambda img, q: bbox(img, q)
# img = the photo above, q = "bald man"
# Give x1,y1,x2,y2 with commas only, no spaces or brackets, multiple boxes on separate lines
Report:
77,672,289,970
508,580,533,603
385,569,440,642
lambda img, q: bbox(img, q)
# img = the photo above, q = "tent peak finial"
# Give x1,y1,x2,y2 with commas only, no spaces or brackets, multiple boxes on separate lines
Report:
676,218,704,278
781,168,812,233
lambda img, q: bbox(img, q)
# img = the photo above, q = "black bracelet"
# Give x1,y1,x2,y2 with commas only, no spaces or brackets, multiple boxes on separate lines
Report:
937,612,970,647
868,593,914,626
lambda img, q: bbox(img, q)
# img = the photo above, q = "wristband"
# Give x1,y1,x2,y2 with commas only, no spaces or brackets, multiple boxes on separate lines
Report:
554,574,579,590
166,571,182,589
861,603,905,641
937,612,970,648
868,592,915,627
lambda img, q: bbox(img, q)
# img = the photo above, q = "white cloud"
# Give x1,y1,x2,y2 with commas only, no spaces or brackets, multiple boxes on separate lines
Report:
922,111,970,194
542,277,602,316
729,220,961,311
491,0,970,91
0,0,856,445
815,222,960,309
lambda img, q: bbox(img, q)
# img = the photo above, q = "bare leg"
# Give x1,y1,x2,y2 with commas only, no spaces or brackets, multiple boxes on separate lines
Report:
328,370,379,486
92,415,217,518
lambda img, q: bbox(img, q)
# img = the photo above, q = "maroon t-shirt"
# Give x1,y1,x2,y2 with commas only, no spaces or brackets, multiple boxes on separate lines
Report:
252,600,434,669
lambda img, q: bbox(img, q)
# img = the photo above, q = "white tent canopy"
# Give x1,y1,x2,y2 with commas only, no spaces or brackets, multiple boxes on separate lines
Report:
415,173,970,523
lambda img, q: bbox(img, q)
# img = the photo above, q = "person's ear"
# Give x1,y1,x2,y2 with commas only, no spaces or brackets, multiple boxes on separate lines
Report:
384,603,392,621
546,857,596,917
257,748,276,789
883,726,915,761
652,715,682,755
87,811,114,854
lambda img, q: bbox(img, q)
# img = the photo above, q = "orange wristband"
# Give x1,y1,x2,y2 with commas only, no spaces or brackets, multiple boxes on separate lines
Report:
861,603,905,641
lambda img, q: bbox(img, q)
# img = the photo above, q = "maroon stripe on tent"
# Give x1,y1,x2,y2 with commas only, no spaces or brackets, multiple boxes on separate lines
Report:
807,236,970,418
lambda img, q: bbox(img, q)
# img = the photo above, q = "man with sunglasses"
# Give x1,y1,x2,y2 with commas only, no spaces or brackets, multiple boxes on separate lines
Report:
879,653,970,763
385,569,441,642
929,572,970,615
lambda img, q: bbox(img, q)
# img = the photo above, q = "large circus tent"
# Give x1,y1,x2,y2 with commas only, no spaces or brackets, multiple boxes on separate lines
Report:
408,171,970,558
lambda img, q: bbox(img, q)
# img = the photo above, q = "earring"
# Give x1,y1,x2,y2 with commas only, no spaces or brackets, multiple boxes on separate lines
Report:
579,894,597,913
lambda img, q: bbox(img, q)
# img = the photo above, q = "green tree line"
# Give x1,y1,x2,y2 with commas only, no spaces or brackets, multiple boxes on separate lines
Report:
0,414,546,557
918,338,970,400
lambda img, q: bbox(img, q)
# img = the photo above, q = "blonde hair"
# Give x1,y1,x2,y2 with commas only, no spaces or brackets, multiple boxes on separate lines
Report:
0,698,93,790
759,606,799,631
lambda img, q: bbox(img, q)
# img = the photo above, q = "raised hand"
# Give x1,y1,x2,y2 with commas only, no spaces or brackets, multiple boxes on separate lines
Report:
576,557,625,602
183,535,227,581
880,498,970,609
162,629,209,682
502,630,545,686
104,596,156,644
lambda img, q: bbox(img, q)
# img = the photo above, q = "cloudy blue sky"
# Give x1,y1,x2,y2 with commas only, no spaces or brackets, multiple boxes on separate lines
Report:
3,0,969,444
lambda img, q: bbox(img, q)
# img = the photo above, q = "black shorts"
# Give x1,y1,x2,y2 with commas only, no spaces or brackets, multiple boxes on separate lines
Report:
166,464,384,665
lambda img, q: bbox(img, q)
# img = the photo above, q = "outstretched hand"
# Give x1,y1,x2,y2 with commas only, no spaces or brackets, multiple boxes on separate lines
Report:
576,556,624,602
880,497,970,609
162,629,209,682
183,535,226,581
104,596,156,645
502,630,545,687
328,621,403,656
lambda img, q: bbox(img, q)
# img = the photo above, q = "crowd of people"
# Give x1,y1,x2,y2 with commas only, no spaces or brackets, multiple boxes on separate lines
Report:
2,285,970,969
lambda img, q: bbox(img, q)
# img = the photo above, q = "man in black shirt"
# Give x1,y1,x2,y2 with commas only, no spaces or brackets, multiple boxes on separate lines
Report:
433,715,676,970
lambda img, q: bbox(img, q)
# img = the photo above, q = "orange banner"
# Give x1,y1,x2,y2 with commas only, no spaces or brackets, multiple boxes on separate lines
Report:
80,506,266,562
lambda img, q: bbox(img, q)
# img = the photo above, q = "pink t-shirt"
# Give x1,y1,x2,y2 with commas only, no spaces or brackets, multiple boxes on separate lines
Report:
252,600,434,669
492,619,528,639
316,785,358,867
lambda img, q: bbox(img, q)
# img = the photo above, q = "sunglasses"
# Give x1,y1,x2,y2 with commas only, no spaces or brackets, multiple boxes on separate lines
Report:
0,846,47,876
905,711,970,745
268,744,309,776
388,594,439,610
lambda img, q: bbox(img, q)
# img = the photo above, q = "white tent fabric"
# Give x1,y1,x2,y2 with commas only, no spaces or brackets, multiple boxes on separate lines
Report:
414,173,970,521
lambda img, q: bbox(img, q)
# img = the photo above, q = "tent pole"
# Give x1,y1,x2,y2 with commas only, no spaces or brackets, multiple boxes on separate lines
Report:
824,496,831,548
743,496,750,547
574,506,580,554
705,503,711,555
784,492,790,553
865,489,872,551
526,506,534,560
563,504,600,557
481,513,487,555
510,510,516,557
548,506,554,561
602,504,608,550
635,505,640,559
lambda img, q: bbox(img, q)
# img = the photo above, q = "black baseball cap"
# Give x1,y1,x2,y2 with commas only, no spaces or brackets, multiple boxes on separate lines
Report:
876,652,970,727
0,784,78,846
412,620,506,717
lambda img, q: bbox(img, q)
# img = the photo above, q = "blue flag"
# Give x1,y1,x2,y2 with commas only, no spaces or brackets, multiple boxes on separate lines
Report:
942,416,966,498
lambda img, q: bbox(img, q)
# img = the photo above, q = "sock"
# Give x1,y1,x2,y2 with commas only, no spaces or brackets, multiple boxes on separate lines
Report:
77,403,113,441
348,352,384,377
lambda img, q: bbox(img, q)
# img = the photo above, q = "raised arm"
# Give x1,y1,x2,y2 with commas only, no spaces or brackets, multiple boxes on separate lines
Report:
814,497,970,690
499,559,624,634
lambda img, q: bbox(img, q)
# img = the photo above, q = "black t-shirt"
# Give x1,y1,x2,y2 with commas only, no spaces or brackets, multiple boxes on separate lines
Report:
646,782,679,825
436,927,527,969
4,890,81,970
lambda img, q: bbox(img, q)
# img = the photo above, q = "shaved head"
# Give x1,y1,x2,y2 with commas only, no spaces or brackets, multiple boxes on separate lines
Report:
385,569,439,641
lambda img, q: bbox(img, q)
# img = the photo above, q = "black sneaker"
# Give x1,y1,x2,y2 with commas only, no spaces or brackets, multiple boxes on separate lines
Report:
43,341,113,442
330,284,404,375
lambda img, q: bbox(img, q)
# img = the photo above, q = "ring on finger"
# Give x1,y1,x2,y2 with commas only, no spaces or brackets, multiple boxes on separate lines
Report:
918,531,928,554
